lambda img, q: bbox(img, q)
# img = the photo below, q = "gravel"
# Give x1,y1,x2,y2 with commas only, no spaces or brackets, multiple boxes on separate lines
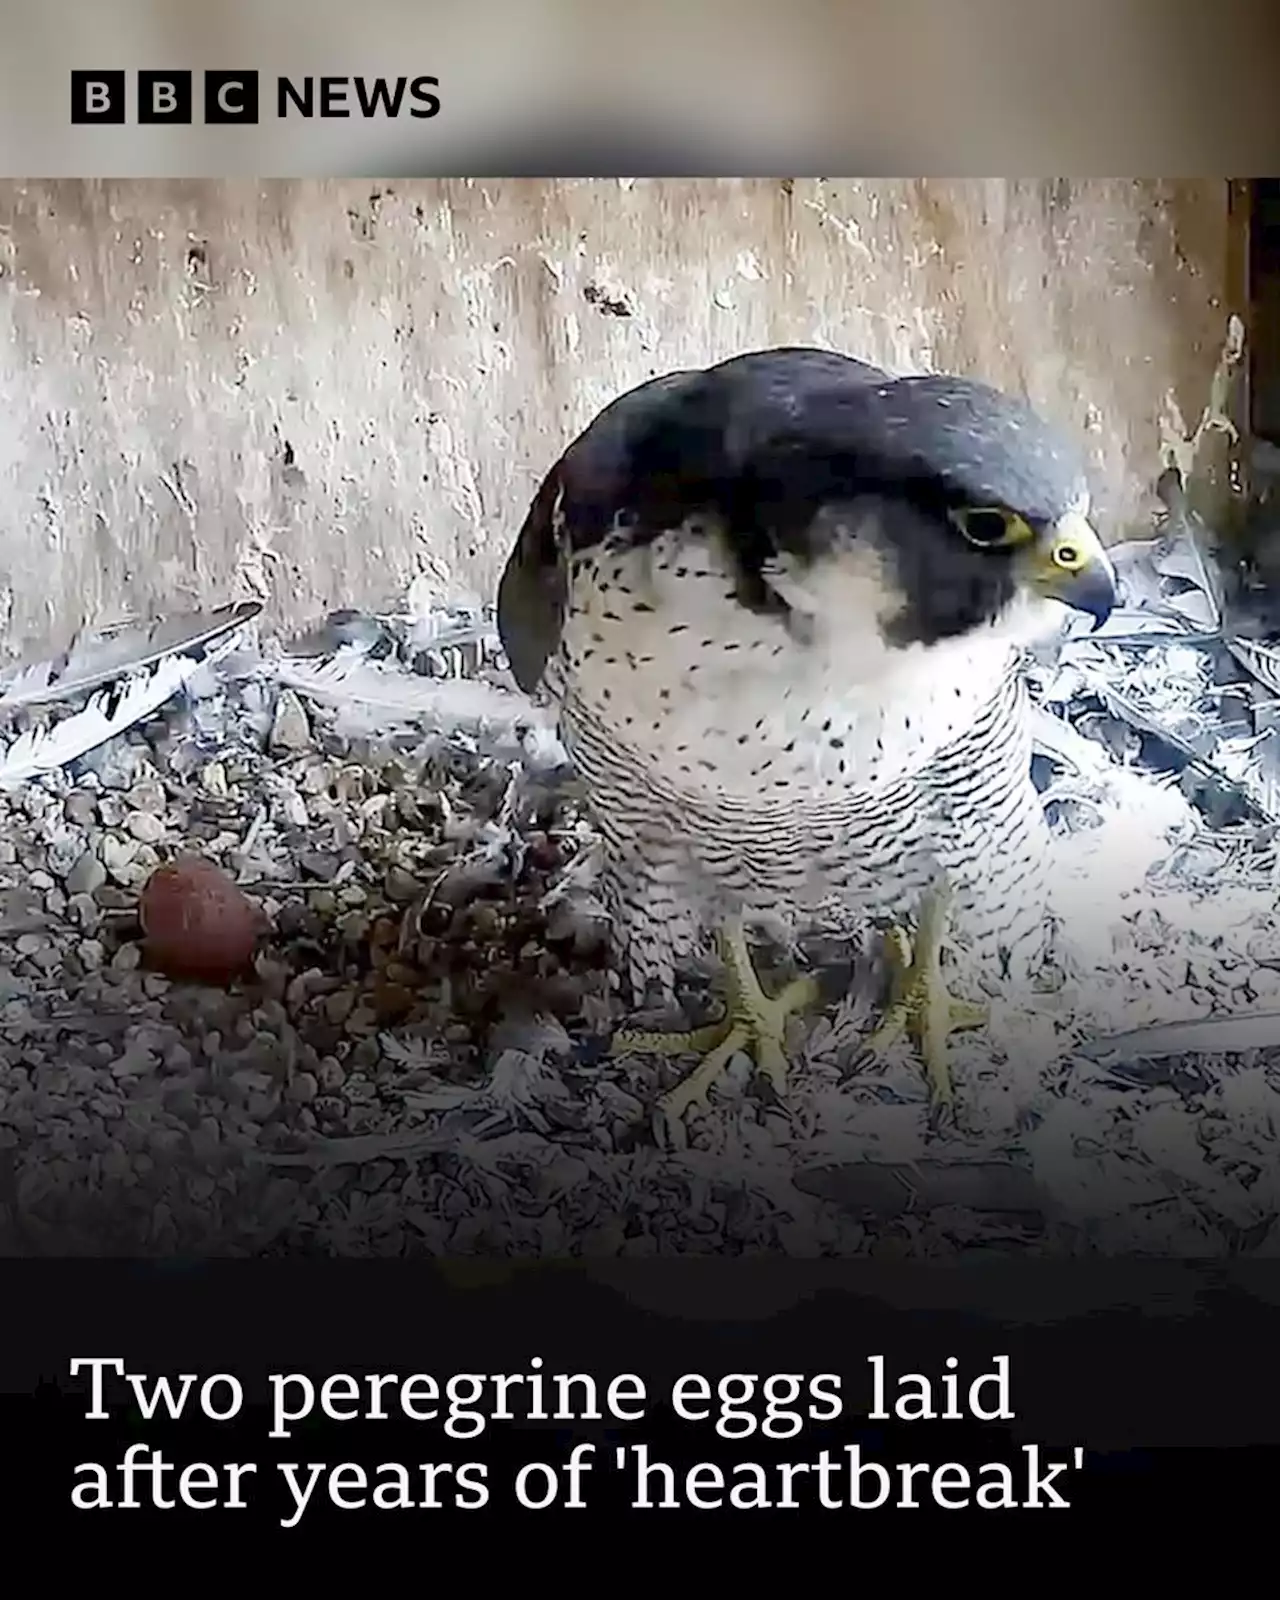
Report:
1,616,1279,1259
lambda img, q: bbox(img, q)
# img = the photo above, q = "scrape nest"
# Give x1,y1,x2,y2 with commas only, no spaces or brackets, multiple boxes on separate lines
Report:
2,645,1280,1261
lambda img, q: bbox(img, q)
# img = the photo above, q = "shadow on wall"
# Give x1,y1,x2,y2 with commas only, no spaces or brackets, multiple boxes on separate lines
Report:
0,177,1231,659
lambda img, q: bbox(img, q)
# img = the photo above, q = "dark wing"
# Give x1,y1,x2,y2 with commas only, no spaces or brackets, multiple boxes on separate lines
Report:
496,366,703,694
496,346,891,695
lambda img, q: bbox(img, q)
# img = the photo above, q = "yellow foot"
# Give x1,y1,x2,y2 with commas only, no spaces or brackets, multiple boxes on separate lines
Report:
611,919,820,1124
862,884,987,1116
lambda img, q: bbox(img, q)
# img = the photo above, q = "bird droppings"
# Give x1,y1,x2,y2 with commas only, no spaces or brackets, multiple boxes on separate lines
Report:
2,533,1280,1258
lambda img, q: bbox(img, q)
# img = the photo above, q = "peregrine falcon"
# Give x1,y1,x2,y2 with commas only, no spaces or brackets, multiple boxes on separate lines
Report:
497,347,1117,1125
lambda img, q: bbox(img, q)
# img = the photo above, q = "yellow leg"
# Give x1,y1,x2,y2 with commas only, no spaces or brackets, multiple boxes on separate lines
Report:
862,883,987,1113
611,918,820,1122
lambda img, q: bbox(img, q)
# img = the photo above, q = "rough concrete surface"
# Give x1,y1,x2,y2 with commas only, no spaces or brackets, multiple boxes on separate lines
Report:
0,178,1232,660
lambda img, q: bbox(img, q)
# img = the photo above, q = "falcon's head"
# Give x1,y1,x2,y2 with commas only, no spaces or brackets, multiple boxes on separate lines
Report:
496,349,1120,701
786,370,1117,650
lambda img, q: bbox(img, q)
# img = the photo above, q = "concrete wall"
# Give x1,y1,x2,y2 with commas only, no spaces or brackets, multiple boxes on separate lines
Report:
0,178,1234,659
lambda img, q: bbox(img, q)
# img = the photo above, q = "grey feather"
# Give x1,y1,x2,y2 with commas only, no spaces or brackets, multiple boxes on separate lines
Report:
0,601,261,711
1080,1012,1280,1063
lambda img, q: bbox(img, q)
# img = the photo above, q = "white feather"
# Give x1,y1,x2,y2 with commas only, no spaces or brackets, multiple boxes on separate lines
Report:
275,653,555,735
0,654,202,791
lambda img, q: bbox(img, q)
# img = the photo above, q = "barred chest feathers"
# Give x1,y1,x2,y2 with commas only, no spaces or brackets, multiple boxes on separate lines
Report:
547,523,1035,804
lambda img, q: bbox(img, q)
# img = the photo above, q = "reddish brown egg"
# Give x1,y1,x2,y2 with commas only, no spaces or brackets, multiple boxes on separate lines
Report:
139,855,264,984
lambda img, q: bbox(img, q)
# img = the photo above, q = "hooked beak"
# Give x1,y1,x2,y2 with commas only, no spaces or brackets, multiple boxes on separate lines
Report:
1025,509,1117,630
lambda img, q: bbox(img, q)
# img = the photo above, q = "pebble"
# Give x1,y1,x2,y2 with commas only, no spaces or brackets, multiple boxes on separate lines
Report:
45,834,85,877
127,779,167,814
315,990,351,1026
94,741,148,791
287,1071,318,1105
100,833,140,883
269,690,313,754
64,850,106,896
64,792,98,828
97,794,129,828
94,883,135,910
317,1056,346,1092
383,865,421,904
125,811,167,844
111,1045,160,1079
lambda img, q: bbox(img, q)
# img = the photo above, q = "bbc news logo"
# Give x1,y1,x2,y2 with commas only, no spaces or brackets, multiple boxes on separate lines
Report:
70,70,441,125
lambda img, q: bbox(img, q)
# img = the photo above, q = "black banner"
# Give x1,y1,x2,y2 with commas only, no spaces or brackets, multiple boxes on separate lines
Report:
6,1260,1277,1552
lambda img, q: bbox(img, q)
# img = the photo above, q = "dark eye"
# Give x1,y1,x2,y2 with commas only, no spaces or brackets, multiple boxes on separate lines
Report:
955,508,1014,545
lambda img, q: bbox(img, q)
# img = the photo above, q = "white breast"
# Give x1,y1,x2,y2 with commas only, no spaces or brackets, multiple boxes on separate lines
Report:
550,522,1051,800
